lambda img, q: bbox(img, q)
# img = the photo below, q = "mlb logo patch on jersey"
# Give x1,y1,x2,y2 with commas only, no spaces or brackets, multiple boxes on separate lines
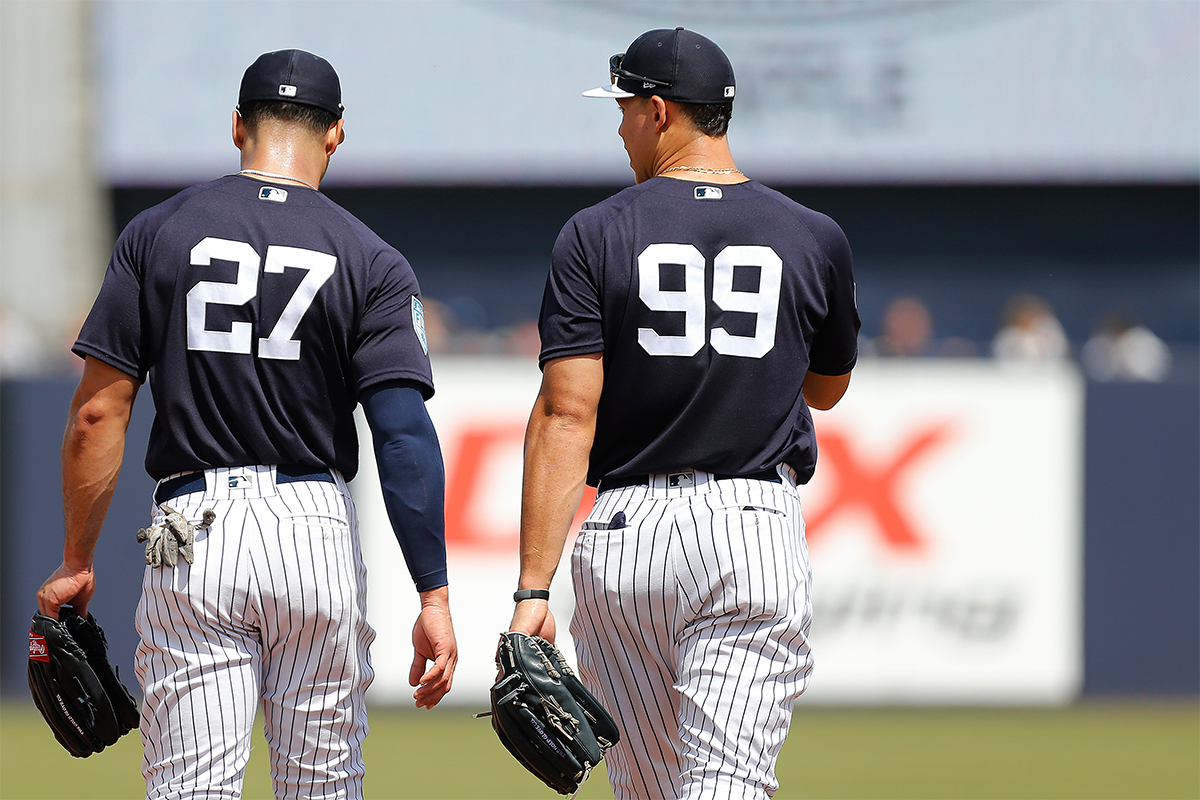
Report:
412,296,429,355
694,186,723,200
259,186,288,203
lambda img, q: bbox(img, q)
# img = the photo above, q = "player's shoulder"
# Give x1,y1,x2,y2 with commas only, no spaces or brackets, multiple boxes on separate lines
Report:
121,179,221,234
313,193,404,260
748,181,852,264
113,179,229,262
747,182,844,231
563,183,645,230
555,182,672,254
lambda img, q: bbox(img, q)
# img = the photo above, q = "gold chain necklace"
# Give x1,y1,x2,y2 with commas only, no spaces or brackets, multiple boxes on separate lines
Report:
659,166,743,175
238,169,317,190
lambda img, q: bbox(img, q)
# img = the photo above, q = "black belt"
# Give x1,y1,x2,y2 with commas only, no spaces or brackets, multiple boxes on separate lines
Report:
154,465,333,505
598,468,780,494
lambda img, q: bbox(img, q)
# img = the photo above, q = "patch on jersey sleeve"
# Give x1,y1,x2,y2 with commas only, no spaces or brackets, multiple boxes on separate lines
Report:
259,186,288,203
694,186,723,200
411,296,429,355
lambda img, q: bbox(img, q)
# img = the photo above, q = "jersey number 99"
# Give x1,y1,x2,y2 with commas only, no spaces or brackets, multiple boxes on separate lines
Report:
186,237,336,360
637,243,782,359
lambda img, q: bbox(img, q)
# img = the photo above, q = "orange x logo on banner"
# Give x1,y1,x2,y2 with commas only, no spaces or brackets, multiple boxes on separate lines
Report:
445,424,596,550
805,423,956,553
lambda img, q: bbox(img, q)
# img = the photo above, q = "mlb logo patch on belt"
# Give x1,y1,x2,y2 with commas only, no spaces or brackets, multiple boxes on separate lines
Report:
228,474,254,489
668,471,696,488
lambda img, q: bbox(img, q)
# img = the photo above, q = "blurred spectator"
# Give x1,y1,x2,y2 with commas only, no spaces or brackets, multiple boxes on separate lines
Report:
1081,313,1172,382
505,319,541,357
420,297,453,354
420,296,543,357
0,307,47,376
863,295,976,358
991,293,1070,363
867,295,934,357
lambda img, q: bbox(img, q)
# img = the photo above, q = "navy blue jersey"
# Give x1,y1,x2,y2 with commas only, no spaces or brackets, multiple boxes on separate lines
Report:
539,177,859,486
75,174,433,480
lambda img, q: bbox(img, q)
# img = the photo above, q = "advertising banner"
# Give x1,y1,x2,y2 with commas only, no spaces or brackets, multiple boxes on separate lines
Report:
357,357,1083,706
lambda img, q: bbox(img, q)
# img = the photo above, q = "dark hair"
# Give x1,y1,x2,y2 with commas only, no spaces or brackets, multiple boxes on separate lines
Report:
675,101,733,138
238,99,338,137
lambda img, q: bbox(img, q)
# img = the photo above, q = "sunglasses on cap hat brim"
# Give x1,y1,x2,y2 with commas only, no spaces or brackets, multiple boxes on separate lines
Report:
608,53,671,88
581,53,671,99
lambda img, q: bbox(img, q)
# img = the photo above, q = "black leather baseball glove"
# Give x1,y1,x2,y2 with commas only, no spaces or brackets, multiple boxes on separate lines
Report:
27,610,140,757
483,632,620,795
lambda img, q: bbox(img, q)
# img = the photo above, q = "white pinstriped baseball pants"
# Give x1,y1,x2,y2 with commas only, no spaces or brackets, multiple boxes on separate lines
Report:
134,465,374,800
570,468,813,800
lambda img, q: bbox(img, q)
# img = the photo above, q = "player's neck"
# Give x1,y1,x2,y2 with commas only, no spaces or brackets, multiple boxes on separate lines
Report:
238,137,328,191
654,138,744,184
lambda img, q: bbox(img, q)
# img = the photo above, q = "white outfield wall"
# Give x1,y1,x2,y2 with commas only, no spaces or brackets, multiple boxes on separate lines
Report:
355,357,1083,707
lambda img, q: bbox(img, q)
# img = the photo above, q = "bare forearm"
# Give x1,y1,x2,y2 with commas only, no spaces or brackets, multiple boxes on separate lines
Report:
60,363,137,569
518,404,594,590
62,407,127,567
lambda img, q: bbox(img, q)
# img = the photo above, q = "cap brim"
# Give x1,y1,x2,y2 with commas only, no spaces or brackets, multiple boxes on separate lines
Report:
582,83,635,99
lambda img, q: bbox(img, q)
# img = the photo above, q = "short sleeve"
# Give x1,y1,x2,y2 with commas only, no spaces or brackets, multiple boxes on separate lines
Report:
806,214,861,376
352,252,435,398
72,219,149,381
537,217,606,367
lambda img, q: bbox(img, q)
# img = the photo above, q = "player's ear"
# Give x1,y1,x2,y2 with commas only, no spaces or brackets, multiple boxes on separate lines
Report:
325,119,344,156
650,96,669,132
232,109,247,150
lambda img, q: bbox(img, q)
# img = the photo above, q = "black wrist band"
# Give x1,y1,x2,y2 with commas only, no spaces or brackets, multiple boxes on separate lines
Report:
513,589,550,603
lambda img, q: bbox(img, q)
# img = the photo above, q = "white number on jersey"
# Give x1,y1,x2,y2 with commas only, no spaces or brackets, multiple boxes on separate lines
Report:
637,243,782,358
186,237,335,360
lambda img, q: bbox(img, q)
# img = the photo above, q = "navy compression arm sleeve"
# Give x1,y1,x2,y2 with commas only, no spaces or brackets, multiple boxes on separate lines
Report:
360,380,448,592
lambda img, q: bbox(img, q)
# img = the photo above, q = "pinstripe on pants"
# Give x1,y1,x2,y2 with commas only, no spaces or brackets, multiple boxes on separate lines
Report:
570,469,813,800
135,465,375,800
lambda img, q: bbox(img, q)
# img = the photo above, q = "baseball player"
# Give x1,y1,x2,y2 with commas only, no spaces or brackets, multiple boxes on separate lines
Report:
507,29,860,799
35,49,457,799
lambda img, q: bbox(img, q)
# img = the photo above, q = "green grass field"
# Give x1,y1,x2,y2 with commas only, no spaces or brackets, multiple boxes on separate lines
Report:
1,700,1195,799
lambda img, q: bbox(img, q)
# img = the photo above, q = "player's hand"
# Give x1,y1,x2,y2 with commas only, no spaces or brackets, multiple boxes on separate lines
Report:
410,587,456,709
36,563,95,620
508,600,556,643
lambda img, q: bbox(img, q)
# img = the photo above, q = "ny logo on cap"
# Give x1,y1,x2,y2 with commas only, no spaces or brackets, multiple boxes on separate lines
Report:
278,84,298,97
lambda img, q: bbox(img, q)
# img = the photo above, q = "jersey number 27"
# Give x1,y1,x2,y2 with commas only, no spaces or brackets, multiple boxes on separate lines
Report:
186,236,335,360
638,243,781,359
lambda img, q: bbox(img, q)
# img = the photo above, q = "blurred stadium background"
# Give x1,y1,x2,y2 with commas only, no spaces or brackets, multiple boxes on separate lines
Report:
1,1,1196,798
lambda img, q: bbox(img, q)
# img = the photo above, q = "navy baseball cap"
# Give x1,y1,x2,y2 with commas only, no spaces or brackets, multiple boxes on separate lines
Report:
238,49,343,118
583,28,735,104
